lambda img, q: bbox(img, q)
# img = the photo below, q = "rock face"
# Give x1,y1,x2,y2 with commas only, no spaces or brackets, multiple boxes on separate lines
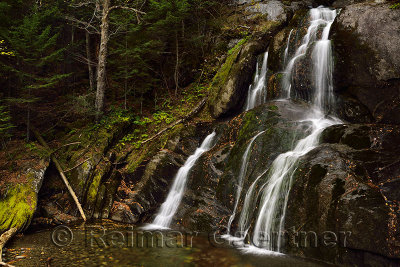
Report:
179,101,312,231
0,151,49,233
208,13,290,119
209,35,275,118
245,1,289,22
332,3,400,124
113,101,313,230
109,123,213,224
285,124,400,265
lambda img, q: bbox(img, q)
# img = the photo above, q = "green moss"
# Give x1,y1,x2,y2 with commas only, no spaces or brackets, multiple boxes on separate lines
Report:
209,38,247,105
0,182,37,233
87,170,103,203
256,20,281,34
268,105,278,111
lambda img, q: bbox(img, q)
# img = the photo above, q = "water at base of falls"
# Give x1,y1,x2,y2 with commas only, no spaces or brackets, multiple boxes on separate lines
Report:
143,132,216,230
224,6,341,254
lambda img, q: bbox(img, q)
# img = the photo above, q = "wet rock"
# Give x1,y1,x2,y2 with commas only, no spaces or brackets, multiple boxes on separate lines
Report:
268,9,308,72
332,3,400,124
209,21,285,118
176,101,313,232
285,124,400,264
334,93,373,123
109,123,213,224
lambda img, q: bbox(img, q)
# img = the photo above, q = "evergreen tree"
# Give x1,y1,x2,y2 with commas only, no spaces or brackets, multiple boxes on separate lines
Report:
5,3,70,139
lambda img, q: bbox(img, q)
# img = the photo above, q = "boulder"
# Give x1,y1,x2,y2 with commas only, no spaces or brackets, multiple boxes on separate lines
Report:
285,124,400,264
0,148,49,233
245,1,290,22
332,3,400,124
209,21,286,119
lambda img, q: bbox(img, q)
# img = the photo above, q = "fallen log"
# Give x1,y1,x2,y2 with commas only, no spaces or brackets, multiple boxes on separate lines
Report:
30,126,87,221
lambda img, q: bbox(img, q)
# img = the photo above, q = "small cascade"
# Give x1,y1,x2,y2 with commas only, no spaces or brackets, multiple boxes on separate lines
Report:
225,131,265,235
245,52,269,111
282,8,337,100
225,7,341,253
283,29,293,66
144,132,216,230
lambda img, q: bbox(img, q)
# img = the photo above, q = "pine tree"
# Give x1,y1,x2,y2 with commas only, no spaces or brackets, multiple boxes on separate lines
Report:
5,3,70,140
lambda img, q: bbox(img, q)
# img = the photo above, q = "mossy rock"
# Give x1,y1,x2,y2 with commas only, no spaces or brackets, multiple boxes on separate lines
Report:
0,184,37,233
208,18,286,119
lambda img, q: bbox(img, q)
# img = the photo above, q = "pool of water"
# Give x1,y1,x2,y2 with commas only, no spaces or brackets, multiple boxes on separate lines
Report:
4,221,327,266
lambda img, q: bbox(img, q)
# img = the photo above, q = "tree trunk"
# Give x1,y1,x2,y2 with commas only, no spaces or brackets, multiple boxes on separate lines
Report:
86,31,95,92
95,0,110,119
174,31,179,97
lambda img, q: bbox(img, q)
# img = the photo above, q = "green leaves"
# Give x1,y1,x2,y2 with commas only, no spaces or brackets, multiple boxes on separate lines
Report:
390,2,400,9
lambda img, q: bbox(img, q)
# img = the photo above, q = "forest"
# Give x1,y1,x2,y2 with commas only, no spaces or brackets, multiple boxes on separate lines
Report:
0,0,229,144
1,0,400,266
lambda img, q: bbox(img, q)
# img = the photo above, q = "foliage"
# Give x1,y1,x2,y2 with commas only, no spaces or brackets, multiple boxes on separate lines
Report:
390,2,400,9
0,40,14,56
6,4,69,91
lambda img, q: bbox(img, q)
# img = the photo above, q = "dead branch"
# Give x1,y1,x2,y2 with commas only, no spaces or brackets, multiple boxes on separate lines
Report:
69,0,96,8
64,158,92,173
0,227,18,263
106,6,146,23
51,142,82,155
141,97,207,146
30,126,87,221
64,16,100,34
0,262,15,267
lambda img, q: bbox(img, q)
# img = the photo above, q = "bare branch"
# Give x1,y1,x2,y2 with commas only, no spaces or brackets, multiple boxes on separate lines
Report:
65,16,100,34
106,5,146,23
69,0,96,8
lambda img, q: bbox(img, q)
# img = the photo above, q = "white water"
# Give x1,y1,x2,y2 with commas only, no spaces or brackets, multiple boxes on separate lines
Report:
245,52,269,110
282,8,337,99
283,29,293,66
226,131,265,235
143,132,216,230
226,7,341,253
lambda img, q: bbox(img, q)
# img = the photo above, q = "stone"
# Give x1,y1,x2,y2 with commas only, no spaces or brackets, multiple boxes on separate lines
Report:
285,124,400,264
332,3,400,124
245,1,289,22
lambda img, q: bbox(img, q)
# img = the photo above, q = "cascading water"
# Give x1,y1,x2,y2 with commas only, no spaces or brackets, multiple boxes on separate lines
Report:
245,52,269,110
143,132,216,230
283,29,293,66
225,131,265,235
282,8,337,100
225,7,342,254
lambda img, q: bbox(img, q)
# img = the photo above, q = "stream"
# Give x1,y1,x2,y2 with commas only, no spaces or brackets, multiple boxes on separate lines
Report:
5,222,325,266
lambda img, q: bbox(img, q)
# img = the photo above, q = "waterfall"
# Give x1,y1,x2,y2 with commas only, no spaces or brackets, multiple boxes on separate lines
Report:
227,7,341,253
283,29,293,66
282,8,337,100
143,132,216,230
245,52,269,111
225,131,265,235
